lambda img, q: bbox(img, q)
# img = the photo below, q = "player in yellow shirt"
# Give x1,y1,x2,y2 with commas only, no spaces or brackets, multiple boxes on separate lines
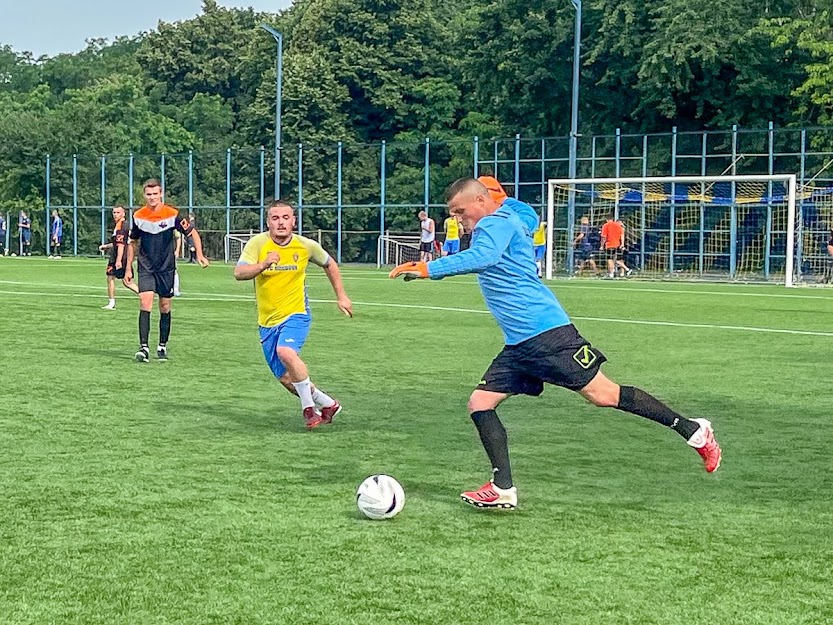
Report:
533,220,547,277
234,200,353,429
441,215,462,256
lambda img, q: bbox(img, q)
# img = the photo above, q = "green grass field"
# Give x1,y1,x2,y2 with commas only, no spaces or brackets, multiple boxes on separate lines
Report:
1,257,832,624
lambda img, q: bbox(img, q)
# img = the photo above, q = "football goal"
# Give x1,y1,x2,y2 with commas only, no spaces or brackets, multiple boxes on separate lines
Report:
224,232,259,263
542,174,831,286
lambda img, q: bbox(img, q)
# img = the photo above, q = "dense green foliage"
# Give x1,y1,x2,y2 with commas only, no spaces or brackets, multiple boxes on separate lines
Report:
1,0,832,244
2,259,832,623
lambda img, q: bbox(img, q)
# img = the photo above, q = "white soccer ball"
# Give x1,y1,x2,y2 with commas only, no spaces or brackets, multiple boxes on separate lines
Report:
356,474,405,520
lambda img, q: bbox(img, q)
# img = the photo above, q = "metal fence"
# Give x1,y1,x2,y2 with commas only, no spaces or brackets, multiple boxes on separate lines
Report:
36,124,833,265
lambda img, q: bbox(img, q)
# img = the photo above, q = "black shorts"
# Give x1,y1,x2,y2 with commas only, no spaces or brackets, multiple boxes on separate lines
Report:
138,269,175,298
605,248,623,261
577,248,593,261
106,263,126,279
419,241,434,253
477,324,607,395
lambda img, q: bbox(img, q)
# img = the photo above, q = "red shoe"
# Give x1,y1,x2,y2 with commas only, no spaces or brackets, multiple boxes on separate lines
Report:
688,418,722,473
319,401,342,425
303,407,323,429
460,480,517,509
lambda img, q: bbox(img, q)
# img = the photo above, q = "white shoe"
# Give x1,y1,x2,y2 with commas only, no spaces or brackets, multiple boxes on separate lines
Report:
48,255,53,259
102,303,115,310
173,291,181,297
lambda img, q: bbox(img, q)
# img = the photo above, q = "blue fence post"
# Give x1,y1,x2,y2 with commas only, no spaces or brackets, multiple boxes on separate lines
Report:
259,146,265,232
641,135,648,271
187,150,194,212
614,128,621,220
337,141,343,263
670,126,677,273
423,137,430,215
380,140,386,243
128,152,134,212
514,133,521,199
493,140,499,178
798,129,806,279
160,153,166,200
100,155,106,246
297,143,303,235
473,136,479,178
700,132,707,275
226,148,232,243
72,153,78,256
45,155,51,256
540,138,546,213
766,121,774,279
729,124,738,279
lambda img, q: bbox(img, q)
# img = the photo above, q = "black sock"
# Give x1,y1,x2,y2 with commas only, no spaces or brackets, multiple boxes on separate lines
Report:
159,312,171,345
139,310,151,348
470,410,513,489
617,386,699,440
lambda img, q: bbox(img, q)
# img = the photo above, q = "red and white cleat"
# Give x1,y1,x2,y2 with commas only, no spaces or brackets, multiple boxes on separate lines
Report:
303,407,323,429
460,481,517,509
688,418,722,473
319,401,342,425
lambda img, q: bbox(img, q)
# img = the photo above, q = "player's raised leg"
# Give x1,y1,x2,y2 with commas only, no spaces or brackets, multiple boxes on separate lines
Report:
460,389,518,510
579,371,722,473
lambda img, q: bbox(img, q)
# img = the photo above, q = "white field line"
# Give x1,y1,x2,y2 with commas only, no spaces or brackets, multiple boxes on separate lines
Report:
2,286,832,337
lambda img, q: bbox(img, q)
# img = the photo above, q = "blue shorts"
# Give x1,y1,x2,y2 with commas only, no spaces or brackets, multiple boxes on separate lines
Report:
442,239,460,254
259,314,311,379
534,245,545,261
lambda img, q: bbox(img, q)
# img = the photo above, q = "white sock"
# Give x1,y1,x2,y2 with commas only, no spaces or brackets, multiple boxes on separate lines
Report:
291,378,315,410
174,272,180,293
311,387,336,409
108,298,115,306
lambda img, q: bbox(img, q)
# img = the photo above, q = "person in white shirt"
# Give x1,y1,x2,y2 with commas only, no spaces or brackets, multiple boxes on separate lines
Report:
417,210,435,261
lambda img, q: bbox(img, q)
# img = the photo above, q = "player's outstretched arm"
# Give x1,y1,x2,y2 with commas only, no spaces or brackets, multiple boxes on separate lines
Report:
188,229,210,268
323,260,353,317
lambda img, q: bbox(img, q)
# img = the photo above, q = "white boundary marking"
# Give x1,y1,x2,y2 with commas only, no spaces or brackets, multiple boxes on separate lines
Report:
2,285,832,337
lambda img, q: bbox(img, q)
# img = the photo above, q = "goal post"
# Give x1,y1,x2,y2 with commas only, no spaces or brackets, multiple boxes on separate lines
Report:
224,232,259,263
545,174,806,286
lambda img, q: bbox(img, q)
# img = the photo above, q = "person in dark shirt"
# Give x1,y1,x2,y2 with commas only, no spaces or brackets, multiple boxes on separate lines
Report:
99,205,139,309
125,179,209,362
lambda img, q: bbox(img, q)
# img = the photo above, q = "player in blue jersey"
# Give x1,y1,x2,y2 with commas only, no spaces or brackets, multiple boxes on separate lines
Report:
50,210,63,258
390,177,722,510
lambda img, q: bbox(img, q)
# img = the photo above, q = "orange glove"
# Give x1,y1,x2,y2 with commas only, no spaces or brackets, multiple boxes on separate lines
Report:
477,175,508,205
388,261,429,281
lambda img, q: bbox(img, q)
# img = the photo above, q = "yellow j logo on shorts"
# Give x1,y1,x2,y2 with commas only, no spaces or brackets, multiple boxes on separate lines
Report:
572,345,597,369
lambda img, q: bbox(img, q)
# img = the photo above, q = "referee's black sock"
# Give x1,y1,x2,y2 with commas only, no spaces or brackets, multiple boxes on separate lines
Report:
617,386,700,440
159,312,171,345
470,410,513,489
139,310,151,348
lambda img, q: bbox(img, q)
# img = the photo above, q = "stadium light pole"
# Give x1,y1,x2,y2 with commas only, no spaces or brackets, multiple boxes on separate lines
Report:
566,0,582,275
260,24,283,199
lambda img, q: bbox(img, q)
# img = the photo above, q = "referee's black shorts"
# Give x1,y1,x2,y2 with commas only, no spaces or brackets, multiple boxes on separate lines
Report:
477,324,606,395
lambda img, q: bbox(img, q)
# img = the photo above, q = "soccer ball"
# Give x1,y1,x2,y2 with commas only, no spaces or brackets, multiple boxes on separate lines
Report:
356,474,405,520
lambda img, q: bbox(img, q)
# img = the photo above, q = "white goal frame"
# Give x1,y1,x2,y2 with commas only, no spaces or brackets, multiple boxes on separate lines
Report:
546,174,798,285
224,232,259,263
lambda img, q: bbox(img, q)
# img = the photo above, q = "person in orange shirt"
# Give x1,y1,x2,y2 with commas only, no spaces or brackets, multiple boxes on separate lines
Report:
600,211,632,278
125,179,209,362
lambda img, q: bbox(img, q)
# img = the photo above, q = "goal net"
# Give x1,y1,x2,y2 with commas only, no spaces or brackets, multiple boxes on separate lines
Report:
544,175,817,286
224,232,259,263
377,235,421,267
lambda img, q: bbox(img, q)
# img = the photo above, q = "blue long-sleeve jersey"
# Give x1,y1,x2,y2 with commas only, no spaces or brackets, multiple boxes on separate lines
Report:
52,216,63,238
427,198,570,345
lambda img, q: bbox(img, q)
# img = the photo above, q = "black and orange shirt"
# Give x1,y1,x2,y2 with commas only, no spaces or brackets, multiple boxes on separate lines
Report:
109,218,130,263
601,219,625,249
130,204,193,273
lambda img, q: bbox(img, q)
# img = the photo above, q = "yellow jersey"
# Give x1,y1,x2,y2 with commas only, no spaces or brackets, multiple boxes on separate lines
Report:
533,222,546,246
238,233,330,327
444,217,460,241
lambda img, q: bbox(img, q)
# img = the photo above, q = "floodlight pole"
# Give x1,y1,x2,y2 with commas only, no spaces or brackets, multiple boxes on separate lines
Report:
566,0,582,275
260,24,283,200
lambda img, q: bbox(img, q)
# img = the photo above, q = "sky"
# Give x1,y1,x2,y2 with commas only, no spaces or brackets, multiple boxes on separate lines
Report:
0,0,294,58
